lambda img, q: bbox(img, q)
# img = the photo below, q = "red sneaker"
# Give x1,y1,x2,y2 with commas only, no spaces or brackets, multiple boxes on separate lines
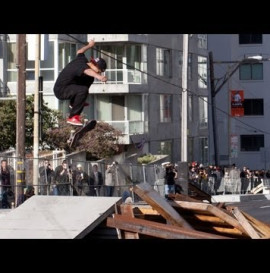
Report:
69,102,89,109
67,115,83,126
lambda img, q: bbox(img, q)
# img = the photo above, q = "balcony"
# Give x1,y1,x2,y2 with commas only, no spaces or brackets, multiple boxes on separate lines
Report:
106,120,145,134
104,120,147,144
94,69,145,84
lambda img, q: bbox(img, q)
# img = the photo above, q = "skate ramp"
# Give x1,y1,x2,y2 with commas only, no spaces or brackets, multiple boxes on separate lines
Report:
0,196,121,239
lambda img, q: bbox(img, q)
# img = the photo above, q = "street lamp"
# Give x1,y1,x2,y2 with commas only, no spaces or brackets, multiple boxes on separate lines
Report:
209,52,265,166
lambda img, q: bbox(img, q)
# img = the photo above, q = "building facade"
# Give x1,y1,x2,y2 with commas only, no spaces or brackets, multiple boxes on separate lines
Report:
208,34,270,169
0,34,209,165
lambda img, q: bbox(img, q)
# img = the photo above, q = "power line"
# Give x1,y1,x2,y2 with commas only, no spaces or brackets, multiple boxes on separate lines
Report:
66,34,270,136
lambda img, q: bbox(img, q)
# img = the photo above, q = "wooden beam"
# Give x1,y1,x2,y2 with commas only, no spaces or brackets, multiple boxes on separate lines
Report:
120,204,139,239
188,183,212,202
134,183,193,229
173,201,247,235
241,210,270,238
107,215,231,239
231,207,261,239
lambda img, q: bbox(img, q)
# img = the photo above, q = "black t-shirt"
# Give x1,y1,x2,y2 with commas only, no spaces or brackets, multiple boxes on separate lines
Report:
54,53,94,91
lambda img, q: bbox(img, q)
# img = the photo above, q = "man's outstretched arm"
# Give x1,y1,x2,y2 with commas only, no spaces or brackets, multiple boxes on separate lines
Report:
77,39,95,54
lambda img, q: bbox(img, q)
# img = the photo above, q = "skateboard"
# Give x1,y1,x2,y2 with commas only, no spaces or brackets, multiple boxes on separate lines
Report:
68,119,97,148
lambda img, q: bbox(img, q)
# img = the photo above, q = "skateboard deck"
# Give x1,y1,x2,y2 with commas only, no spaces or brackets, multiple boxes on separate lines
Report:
68,119,97,148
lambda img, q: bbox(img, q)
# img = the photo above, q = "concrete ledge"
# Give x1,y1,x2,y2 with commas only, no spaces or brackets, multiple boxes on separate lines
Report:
211,193,270,203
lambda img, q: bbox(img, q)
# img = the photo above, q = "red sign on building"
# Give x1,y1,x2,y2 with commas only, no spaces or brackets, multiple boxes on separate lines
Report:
231,90,244,117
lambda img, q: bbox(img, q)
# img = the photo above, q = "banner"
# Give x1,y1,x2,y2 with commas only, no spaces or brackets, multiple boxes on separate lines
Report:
231,90,244,117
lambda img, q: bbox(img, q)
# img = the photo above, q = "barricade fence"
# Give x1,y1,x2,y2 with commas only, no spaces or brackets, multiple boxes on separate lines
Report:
0,155,269,208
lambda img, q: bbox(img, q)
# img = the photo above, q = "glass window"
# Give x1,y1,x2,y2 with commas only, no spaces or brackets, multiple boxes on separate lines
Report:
199,97,208,128
160,94,172,122
58,42,77,72
160,141,172,158
8,41,55,82
239,34,262,44
156,48,171,77
199,137,208,165
198,56,207,88
239,63,263,80
241,135,264,151
96,95,125,121
127,95,142,120
198,34,207,49
244,99,264,115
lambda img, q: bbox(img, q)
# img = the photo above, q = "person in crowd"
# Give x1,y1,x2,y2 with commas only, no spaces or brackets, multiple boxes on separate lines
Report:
39,159,54,195
72,164,89,196
89,164,103,196
104,162,117,197
164,163,177,199
0,159,13,208
54,160,71,195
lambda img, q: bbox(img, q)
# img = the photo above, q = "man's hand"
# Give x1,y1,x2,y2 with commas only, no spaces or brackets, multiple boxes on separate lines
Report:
88,39,95,48
99,75,108,82
77,39,95,54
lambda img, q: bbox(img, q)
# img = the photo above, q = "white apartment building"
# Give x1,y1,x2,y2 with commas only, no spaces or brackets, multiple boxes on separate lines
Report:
208,34,270,169
0,34,209,164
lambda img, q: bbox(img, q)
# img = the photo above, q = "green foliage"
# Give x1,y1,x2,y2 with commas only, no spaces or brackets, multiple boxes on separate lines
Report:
0,100,16,151
137,153,156,164
46,120,123,159
0,95,61,151
0,95,123,159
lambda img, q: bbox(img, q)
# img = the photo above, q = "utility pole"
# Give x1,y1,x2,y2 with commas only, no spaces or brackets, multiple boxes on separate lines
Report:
208,52,260,166
33,34,40,194
209,51,219,166
16,34,26,206
181,34,188,162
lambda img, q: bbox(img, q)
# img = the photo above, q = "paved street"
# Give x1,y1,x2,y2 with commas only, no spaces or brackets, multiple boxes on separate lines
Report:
227,198,270,224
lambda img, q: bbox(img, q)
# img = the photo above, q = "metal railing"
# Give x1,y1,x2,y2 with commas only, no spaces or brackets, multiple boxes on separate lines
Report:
94,69,144,84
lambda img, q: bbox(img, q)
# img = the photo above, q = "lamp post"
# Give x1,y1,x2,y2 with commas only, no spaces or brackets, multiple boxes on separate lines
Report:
209,53,264,166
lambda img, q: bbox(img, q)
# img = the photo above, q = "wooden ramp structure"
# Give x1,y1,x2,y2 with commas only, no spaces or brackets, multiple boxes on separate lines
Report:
0,196,121,239
107,183,270,239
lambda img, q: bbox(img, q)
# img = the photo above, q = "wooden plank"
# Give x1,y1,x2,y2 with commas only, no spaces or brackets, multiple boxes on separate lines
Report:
107,214,231,239
134,183,193,229
173,193,203,202
240,210,270,238
231,207,261,239
174,201,247,235
113,204,122,239
133,206,160,215
120,204,139,239
188,183,212,202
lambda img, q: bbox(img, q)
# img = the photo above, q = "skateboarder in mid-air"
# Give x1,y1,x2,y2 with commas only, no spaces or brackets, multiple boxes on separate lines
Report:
53,39,107,126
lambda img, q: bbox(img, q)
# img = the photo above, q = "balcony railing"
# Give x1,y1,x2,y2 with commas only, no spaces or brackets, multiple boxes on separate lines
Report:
95,69,144,84
105,120,145,135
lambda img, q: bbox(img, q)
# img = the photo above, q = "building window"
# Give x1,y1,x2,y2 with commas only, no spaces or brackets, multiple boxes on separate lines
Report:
58,42,77,72
156,48,171,77
239,63,263,80
239,34,262,44
241,135,264,151
179,52,192,80
199,137,208,165
160,94,172,122
199,97,208,128
198,56,207,88
198,34,207,49
7,41,55,82
160,141,172,158
244,99,264,115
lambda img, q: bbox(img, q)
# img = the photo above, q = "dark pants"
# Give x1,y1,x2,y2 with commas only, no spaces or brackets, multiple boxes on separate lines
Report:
54,84,88,117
